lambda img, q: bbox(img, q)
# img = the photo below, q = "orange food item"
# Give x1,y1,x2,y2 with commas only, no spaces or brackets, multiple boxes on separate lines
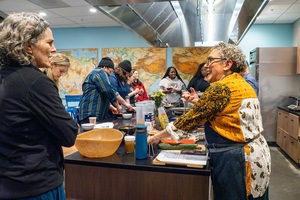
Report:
161,139,195,144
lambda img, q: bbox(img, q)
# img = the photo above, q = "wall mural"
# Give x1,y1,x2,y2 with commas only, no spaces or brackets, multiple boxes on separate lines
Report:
102,47,166,95
57,48,98,95
172,47,212,87
56,47,212,96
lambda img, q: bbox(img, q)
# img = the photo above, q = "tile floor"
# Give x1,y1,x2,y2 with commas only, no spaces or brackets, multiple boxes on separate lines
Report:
269,146,300,200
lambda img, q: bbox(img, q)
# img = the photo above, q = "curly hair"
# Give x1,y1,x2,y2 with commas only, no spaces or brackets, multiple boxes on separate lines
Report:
0,12,49,66
212,42,247,73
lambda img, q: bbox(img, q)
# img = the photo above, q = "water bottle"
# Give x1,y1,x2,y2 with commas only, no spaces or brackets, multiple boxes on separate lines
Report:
135,125,147,159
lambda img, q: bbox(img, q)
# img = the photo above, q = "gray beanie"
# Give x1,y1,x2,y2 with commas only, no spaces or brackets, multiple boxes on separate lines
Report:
98,57,114,69
119,60,132,73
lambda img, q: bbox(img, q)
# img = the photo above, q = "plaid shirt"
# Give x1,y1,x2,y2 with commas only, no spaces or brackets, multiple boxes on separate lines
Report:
79,67,117,122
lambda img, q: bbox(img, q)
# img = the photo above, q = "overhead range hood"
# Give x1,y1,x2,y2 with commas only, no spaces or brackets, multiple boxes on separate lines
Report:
85,0,268,47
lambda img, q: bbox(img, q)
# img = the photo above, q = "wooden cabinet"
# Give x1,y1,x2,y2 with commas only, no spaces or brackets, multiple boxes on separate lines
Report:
277,109,300,163
288,113,300,139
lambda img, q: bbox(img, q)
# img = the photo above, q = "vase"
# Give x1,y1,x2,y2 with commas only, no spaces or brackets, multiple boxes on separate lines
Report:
154,104,161,130
154,102,161,115
154,114,160,130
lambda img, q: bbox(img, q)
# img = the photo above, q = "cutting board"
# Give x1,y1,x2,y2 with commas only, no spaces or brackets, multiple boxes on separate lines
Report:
153,158,205,168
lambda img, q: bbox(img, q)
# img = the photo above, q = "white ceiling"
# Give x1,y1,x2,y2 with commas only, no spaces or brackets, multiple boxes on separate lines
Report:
255,0,300,24
0,0,299,28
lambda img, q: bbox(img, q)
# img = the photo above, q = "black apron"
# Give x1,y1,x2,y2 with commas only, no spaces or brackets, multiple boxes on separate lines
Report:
205,122,248,200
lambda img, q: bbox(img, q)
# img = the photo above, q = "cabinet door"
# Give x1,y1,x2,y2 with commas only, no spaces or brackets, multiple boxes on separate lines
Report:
276,127,284,148
288,113,300,140
287,135,300,163
282,131,289,153
277,109,289,132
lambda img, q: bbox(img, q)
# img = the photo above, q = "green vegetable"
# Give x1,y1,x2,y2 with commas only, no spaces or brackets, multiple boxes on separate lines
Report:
158,143,197,150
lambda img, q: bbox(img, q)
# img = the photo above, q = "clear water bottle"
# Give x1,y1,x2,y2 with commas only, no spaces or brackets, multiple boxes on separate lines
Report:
135,125,147,159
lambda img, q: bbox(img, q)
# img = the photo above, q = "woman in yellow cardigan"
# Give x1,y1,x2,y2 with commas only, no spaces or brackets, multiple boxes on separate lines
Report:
148,42,271,200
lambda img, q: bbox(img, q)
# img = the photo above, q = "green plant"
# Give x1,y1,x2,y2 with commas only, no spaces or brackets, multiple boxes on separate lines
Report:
151,91,165,109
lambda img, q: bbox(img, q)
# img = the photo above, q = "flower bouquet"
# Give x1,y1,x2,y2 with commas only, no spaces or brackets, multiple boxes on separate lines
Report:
151,91,165,115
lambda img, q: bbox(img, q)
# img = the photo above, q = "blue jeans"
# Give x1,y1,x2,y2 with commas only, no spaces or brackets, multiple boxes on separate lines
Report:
19,184,66,200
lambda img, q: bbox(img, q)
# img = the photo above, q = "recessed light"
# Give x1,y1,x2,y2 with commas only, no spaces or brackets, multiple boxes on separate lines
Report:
39,12,46,17
90,8,97,13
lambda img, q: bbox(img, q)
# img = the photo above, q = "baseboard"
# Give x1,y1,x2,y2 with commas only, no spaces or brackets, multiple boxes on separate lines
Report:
267,141,278,147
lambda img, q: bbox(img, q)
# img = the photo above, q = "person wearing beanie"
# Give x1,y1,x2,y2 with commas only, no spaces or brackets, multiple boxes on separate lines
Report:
98,57,115,69
108,60,134,116
118,60,132,72
79,57,122,124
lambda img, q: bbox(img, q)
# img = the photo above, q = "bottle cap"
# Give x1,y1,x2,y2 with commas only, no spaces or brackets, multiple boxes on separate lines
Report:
124,136,135,141
135,125,147,133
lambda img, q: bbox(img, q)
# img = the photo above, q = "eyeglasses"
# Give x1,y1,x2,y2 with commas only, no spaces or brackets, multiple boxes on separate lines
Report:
206,57,227,66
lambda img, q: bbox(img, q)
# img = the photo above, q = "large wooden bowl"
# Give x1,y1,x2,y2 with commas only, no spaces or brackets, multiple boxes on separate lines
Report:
75,128,123,158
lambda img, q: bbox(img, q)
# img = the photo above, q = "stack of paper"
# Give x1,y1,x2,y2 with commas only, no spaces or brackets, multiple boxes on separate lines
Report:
156,150,207,166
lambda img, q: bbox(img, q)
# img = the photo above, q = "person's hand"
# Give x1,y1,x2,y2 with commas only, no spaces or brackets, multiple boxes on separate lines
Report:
182,91,192,101
182,88,199,104
125,103,134,110
174,89,181,93
126,107,135,112
165,88,173,93
139,89,144,94
109,106,118,114
134,88,140,94
116,105,122,113
147,134,161,146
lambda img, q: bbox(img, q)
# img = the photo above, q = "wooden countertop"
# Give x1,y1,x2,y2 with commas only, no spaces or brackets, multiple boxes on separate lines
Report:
63,146,77,157
278,106,300,117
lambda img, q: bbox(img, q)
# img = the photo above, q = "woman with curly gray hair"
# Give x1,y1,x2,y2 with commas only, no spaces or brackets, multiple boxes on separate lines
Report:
148,42,271,200
0,12,78,199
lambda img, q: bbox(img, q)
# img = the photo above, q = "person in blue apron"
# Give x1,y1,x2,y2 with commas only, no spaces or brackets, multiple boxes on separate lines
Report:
148,42,271,200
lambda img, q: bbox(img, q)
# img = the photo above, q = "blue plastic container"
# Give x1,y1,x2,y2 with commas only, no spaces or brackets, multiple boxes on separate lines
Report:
135,125,148,159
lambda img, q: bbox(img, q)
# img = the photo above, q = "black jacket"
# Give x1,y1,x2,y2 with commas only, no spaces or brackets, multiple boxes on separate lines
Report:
187,76,210,92
0,62,78,199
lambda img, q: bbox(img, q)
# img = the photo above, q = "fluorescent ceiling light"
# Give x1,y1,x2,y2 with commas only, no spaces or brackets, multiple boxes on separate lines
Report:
39,12,46,16
90,8,97,13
